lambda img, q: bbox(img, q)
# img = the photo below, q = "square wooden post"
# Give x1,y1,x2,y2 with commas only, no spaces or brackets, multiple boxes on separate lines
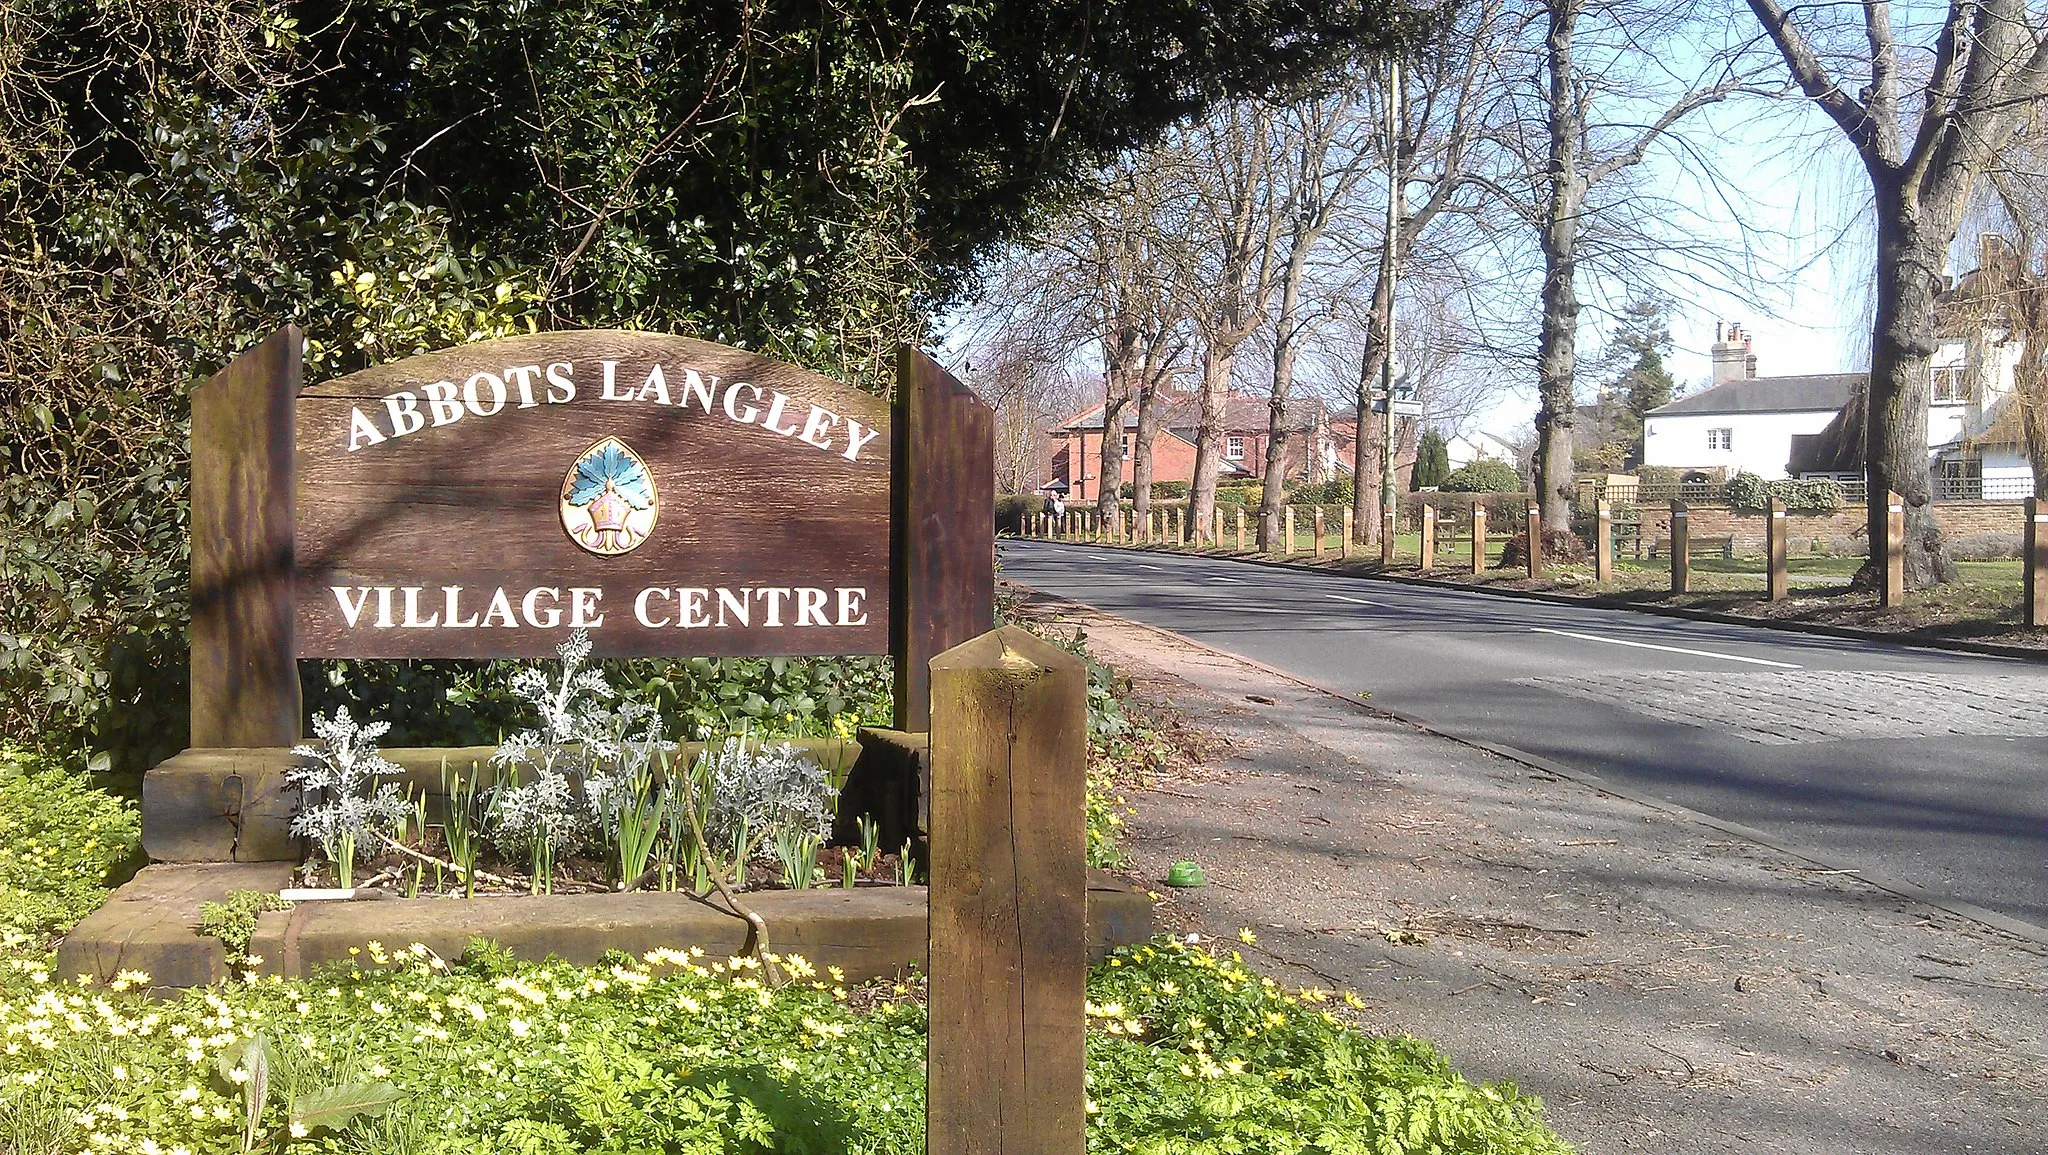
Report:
1525,502,1544,578
1671,501,1690,594
1313,508,1326,558
2027,497,2046,628
1882,490,1906,608
1212,507,1223,548
1470,505,1487,575
1283,506,1295,555
928,626,1087,1155
1234,507,1246,552
1420,505,1437,572
1595,500,1613,583
1380,510,1396,568
891,348,996,732
1341,508,1354,558
190,327,304,748
1766,497,1789,601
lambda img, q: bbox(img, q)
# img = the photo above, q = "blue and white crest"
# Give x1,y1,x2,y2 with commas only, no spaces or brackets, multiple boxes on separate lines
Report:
560,437,658,555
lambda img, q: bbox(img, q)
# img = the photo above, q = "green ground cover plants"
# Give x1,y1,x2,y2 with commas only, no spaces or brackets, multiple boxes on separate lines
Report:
0,939,1571,1155
0,749,140,942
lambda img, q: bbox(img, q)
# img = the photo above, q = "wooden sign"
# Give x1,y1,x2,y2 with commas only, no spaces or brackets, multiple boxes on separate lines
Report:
189,329,992,746
294,331,889,659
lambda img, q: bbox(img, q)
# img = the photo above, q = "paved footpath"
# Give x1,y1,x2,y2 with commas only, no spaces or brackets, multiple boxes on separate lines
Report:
1019,592,2048,1155
1001,540,2048,932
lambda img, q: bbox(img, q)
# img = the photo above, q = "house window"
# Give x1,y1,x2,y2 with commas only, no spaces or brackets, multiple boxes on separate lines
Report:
1226,435,1245,460
1932,365,1971,403
1706,427,1733,451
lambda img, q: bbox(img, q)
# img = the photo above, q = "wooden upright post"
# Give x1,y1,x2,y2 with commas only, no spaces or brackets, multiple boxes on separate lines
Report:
2027,497,2046,628
1380,510,1396,568
1595,500,1613,583
891,348,996,733
1882,490,1906,608
1766,497,1789,601
1234,507,1245,552
1470,505,1487,575
1313,508,1326,558
1341,507,1354,558
1670,501,1690,594
928,626,1086,1155
1283,506,1295,555
1420,505,1437,572
190,327,304,748
1212,507,1222,548
1525,502,1544,578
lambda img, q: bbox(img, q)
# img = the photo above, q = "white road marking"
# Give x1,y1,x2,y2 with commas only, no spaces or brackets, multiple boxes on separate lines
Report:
1327,594,1395,608
1136,564,1163,570
1211,576,1242,584
1530,627,1802,669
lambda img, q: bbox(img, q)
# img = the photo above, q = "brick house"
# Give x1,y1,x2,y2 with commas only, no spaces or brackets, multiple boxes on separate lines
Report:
1047,392,1353,500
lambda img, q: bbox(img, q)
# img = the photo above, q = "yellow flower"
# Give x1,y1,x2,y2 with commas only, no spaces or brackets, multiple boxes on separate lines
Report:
1238,928,1257,945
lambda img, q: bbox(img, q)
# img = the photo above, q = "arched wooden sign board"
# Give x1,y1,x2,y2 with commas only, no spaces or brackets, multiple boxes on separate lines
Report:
188,326,992,747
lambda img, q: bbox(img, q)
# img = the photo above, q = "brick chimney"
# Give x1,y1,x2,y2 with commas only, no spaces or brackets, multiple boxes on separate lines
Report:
1711,321,1757,385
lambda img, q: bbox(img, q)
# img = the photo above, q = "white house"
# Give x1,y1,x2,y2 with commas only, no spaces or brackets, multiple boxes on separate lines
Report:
1444,429,1524,471
1646,308,2031,496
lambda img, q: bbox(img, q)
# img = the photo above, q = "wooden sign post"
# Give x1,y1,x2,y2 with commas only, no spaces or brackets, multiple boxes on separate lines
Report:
1766,497,1789,601
928,627,1086,1155
1670,501,1690,594
1470,505,1487,575
1882,490,1906,608
1420,505,1437,572
1594,500,1613,584
1525,502,1544,578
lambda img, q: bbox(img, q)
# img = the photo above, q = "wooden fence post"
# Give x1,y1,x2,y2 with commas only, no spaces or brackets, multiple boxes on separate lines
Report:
1212,507,1222,548
1420,506,1437,572
1234,507,1246,552
1283,506,1296,555
190,327,303,748
1470,505,1487,575
1671,500,1690,594
1595,499,1613,583
1767,497,1788,601
1525,502,1544,578
1381,509,1396,568
1313,508,1326,558
928,626,1087,1155
1341,508,1353,558
2027,497,2046,628
1882,490,1906,608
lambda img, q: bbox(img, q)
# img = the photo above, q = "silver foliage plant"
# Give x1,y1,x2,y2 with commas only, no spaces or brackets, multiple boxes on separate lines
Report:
288,706,408,886
696,735,835,858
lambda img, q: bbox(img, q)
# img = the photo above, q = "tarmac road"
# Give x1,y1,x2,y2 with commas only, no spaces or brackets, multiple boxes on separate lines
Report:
1001,540,2048,933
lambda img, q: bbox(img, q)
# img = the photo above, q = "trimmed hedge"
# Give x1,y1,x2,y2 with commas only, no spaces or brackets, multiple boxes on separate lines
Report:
1722,472,1845,512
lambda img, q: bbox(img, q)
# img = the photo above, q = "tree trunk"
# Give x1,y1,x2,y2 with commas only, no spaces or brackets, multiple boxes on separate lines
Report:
1259,245,1311,550
1189,341,1233,543
1094,326,1137,520
1866,190,1957,587
1532,0,1584,534
1131,375,1163,520
1350,266,1393,544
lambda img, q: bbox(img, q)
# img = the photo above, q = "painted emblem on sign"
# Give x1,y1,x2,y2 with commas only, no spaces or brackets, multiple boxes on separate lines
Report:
560,437,658,556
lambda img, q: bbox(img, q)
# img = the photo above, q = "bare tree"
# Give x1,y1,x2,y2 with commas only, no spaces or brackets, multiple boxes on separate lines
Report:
1745,0,2048,587
1493,1,1749,536
1259,85,1380,547
1181,104,1286,542
1344,0,1517,545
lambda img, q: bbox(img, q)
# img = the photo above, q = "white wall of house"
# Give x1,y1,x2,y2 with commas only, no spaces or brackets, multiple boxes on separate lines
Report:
1642,410,1838,478
1444,431,1520,470
1983,448,2034,500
